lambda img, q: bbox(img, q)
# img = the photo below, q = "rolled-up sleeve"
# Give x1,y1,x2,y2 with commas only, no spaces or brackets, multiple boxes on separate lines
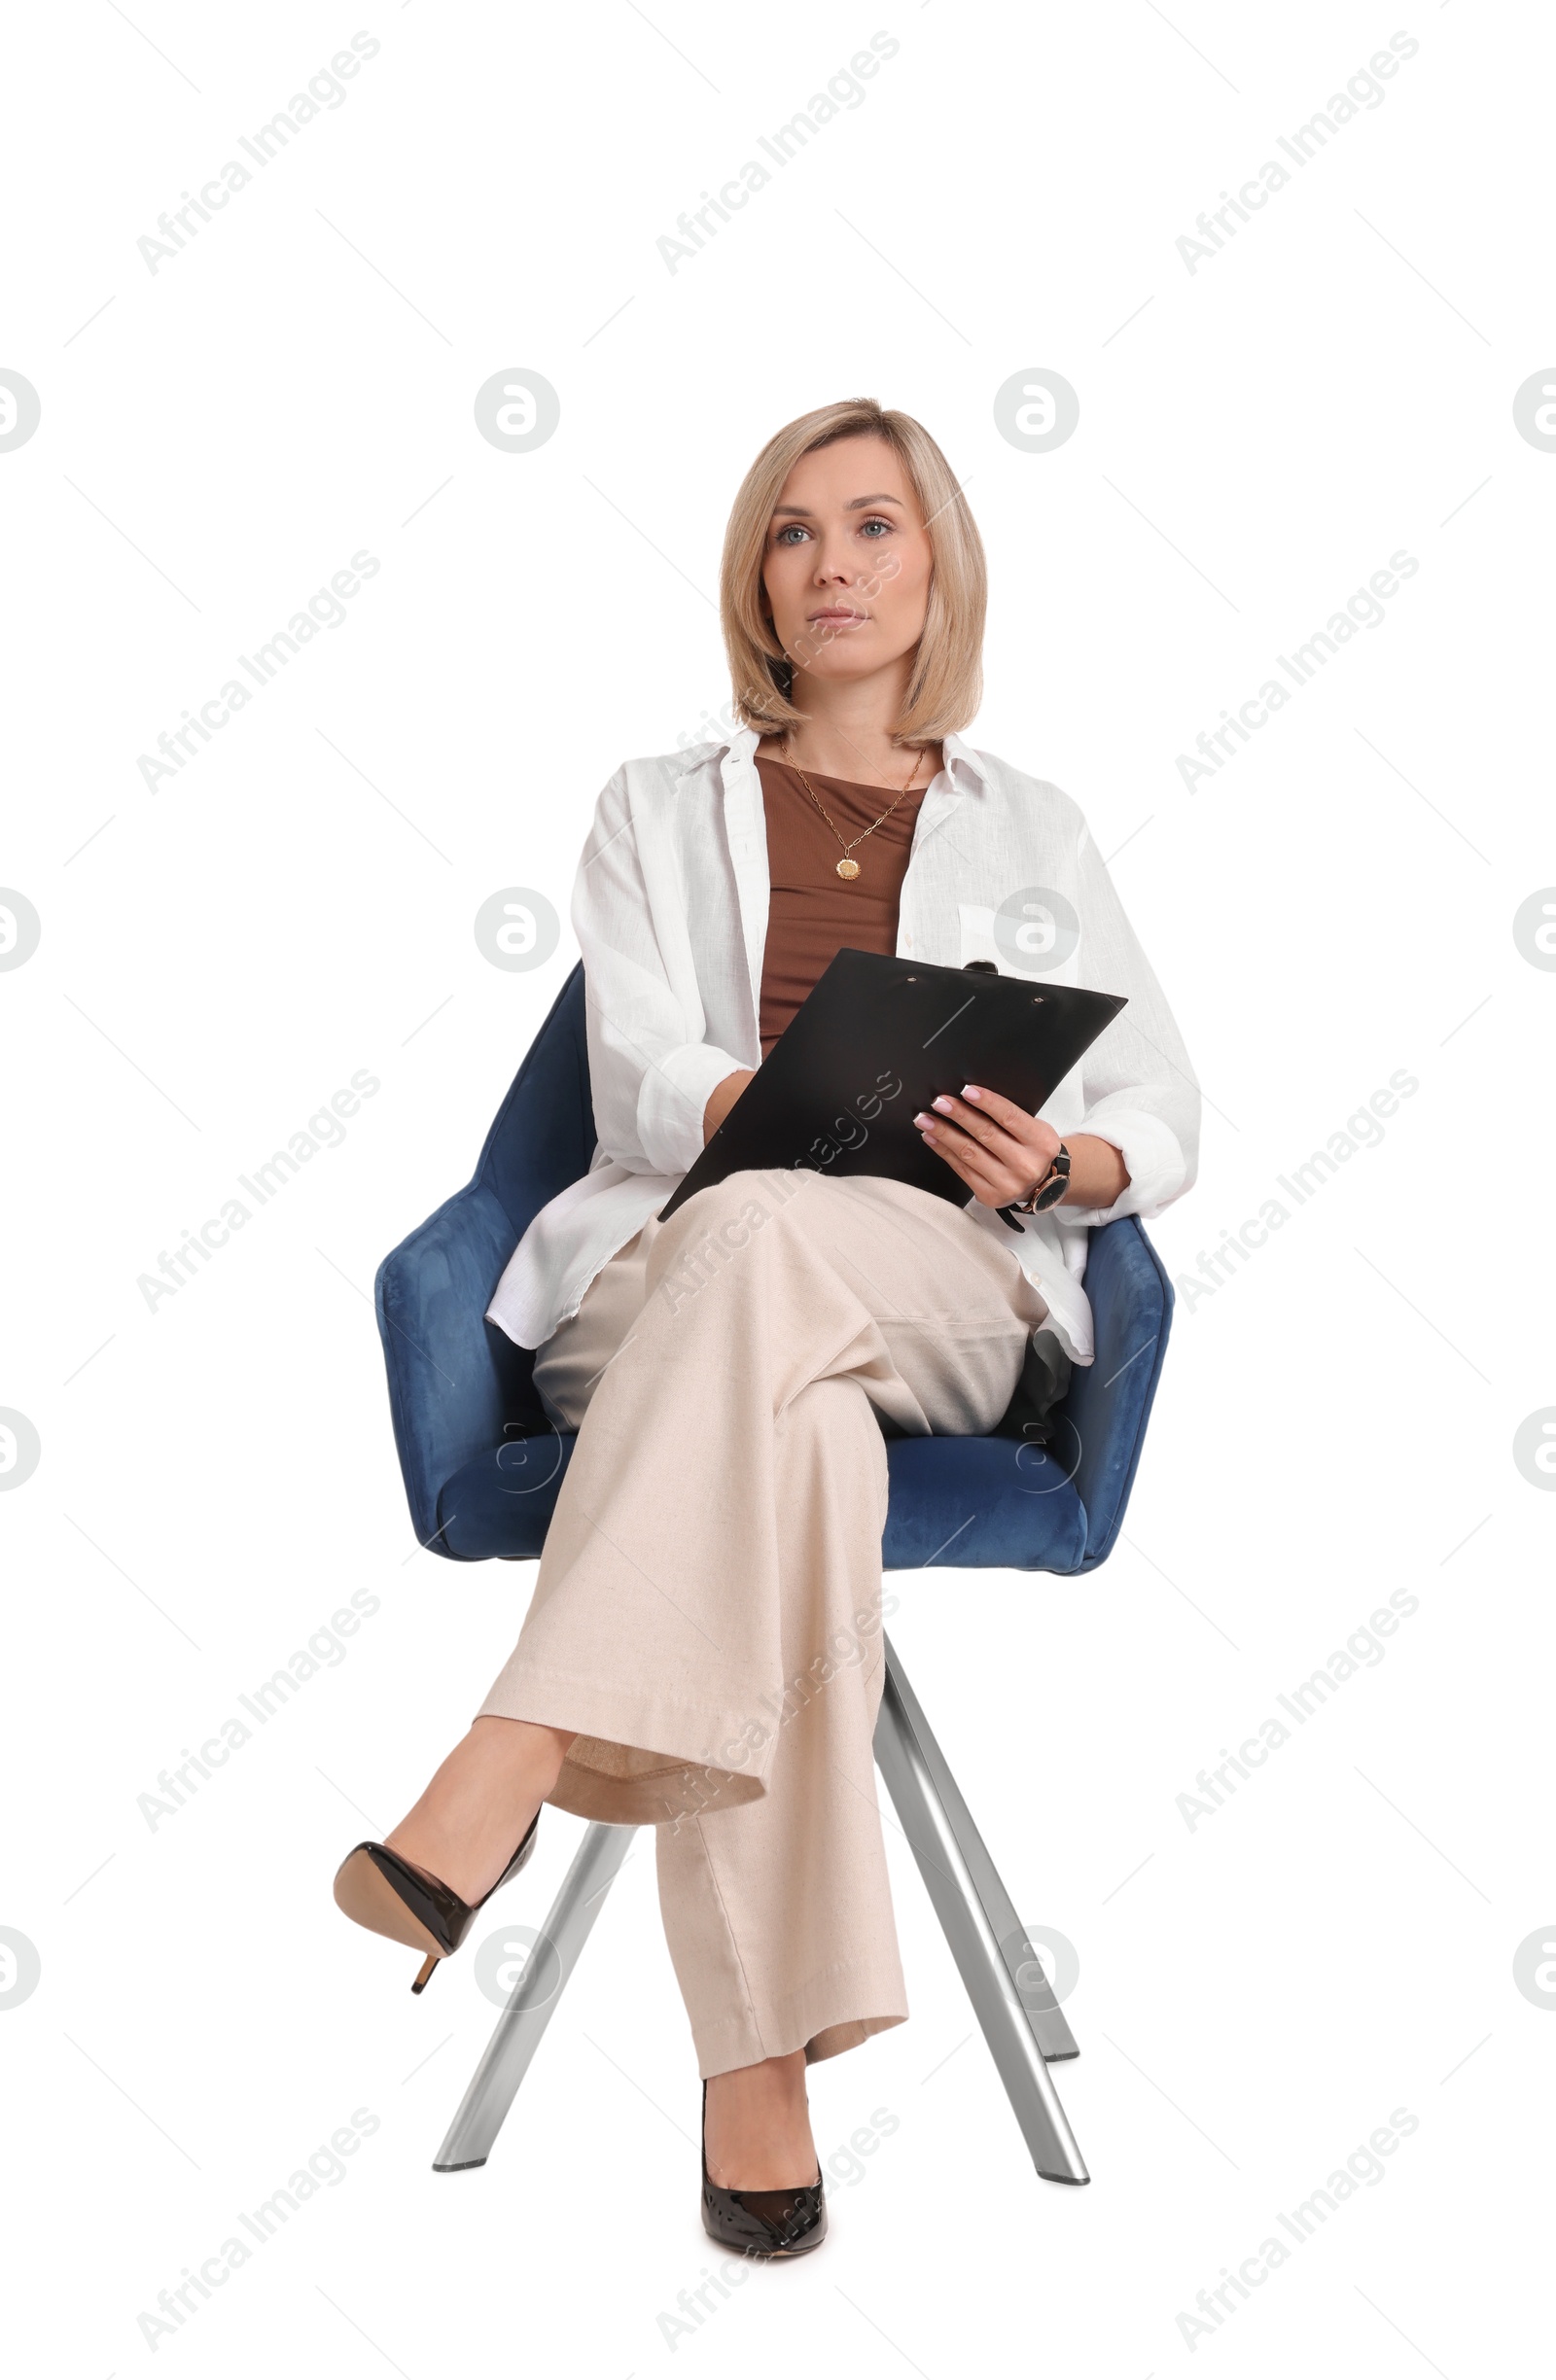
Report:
1063,823,1200,1225
572,770,746,1177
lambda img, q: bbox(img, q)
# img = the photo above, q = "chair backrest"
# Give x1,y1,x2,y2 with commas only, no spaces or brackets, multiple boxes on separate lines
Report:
1058,1211,1173,1570
374,968,595,1545
376,963,1172,1566
475,962,597,1242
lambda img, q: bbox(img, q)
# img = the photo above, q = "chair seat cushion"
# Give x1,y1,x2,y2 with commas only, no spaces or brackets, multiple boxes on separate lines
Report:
437,1428,1087,1573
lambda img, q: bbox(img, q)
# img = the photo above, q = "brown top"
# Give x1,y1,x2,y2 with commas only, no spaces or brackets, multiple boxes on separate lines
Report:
756,754,930,1057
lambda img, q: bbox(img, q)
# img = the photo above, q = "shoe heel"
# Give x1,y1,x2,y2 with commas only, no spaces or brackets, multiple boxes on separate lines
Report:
334,1810,541,1990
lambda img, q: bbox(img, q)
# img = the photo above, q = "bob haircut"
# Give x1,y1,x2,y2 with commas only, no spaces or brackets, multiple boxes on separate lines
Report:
719,398,985,748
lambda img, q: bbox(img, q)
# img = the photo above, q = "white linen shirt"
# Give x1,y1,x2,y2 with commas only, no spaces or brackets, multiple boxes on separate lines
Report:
486,726,1199,1366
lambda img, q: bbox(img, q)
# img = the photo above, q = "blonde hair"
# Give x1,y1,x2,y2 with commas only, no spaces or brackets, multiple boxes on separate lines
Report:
719,398,985,747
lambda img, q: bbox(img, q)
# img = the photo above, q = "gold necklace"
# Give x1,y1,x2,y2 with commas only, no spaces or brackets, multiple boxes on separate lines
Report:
780,741,932,880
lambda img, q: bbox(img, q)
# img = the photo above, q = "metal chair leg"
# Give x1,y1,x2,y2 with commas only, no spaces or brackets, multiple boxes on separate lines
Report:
873,1634,1089,2185
433,1819,636,2172
878,1636,1079,2060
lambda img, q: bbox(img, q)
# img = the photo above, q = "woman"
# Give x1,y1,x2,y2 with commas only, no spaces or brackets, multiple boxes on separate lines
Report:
335,397,1199,2256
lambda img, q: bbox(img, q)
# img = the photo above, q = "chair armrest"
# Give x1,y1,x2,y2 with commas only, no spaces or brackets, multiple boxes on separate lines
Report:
1057,1215,1174,1569
374,1182,537,1556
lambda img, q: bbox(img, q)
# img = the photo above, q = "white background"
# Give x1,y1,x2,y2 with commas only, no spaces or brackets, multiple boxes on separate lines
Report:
3,2,1552,2371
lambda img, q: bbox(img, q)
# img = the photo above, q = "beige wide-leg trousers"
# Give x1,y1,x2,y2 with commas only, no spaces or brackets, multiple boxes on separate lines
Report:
476,1169,1048,2078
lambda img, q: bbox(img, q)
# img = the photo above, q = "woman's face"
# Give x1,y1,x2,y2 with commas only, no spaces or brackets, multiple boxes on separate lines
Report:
760,434,933,691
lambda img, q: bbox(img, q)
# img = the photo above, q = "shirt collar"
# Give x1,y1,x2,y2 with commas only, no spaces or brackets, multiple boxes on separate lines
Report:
690,721,988,788
939,730,989,787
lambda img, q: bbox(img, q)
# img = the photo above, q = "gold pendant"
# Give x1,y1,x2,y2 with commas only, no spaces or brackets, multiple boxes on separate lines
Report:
835,857,861,880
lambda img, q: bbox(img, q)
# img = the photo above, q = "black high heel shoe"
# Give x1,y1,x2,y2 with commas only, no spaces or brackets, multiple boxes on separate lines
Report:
333,1812,540,1993
700,2080,828,2258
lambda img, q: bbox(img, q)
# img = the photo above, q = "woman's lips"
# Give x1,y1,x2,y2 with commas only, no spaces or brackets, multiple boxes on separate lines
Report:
808,608,866,625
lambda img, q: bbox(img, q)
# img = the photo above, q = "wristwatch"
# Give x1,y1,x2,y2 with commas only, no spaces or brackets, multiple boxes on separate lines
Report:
1008,1141,1071,1215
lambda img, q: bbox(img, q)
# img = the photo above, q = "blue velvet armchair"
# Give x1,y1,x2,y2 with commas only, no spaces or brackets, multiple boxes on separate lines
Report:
375,962,1174,2187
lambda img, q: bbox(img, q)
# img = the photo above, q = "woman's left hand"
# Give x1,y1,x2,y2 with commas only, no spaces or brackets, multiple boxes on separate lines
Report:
913,1085,1060,1208
915,1089,1132,1211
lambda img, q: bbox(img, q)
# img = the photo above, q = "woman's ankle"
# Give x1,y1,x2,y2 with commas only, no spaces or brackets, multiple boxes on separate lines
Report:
704,2051,817,2189
383,1717,576,1901
469,1714,576,1784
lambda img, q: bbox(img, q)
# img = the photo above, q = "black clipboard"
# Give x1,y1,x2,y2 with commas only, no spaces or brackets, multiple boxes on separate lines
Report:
658,947,1126,1223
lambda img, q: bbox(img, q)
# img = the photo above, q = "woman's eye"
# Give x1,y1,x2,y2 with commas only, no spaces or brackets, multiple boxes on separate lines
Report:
775,523,809,545
860,517,893,537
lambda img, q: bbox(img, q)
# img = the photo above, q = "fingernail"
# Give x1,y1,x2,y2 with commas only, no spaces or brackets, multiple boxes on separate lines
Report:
932,1095,954,1113
962,1085,982,1101
913,1111,934,1127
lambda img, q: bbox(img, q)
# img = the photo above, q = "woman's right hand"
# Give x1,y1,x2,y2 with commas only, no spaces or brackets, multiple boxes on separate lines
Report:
703,1069,756,1143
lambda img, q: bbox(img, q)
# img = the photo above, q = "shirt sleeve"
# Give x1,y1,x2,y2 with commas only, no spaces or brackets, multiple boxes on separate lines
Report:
571,768,747,1177
1059,821,1201,1226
